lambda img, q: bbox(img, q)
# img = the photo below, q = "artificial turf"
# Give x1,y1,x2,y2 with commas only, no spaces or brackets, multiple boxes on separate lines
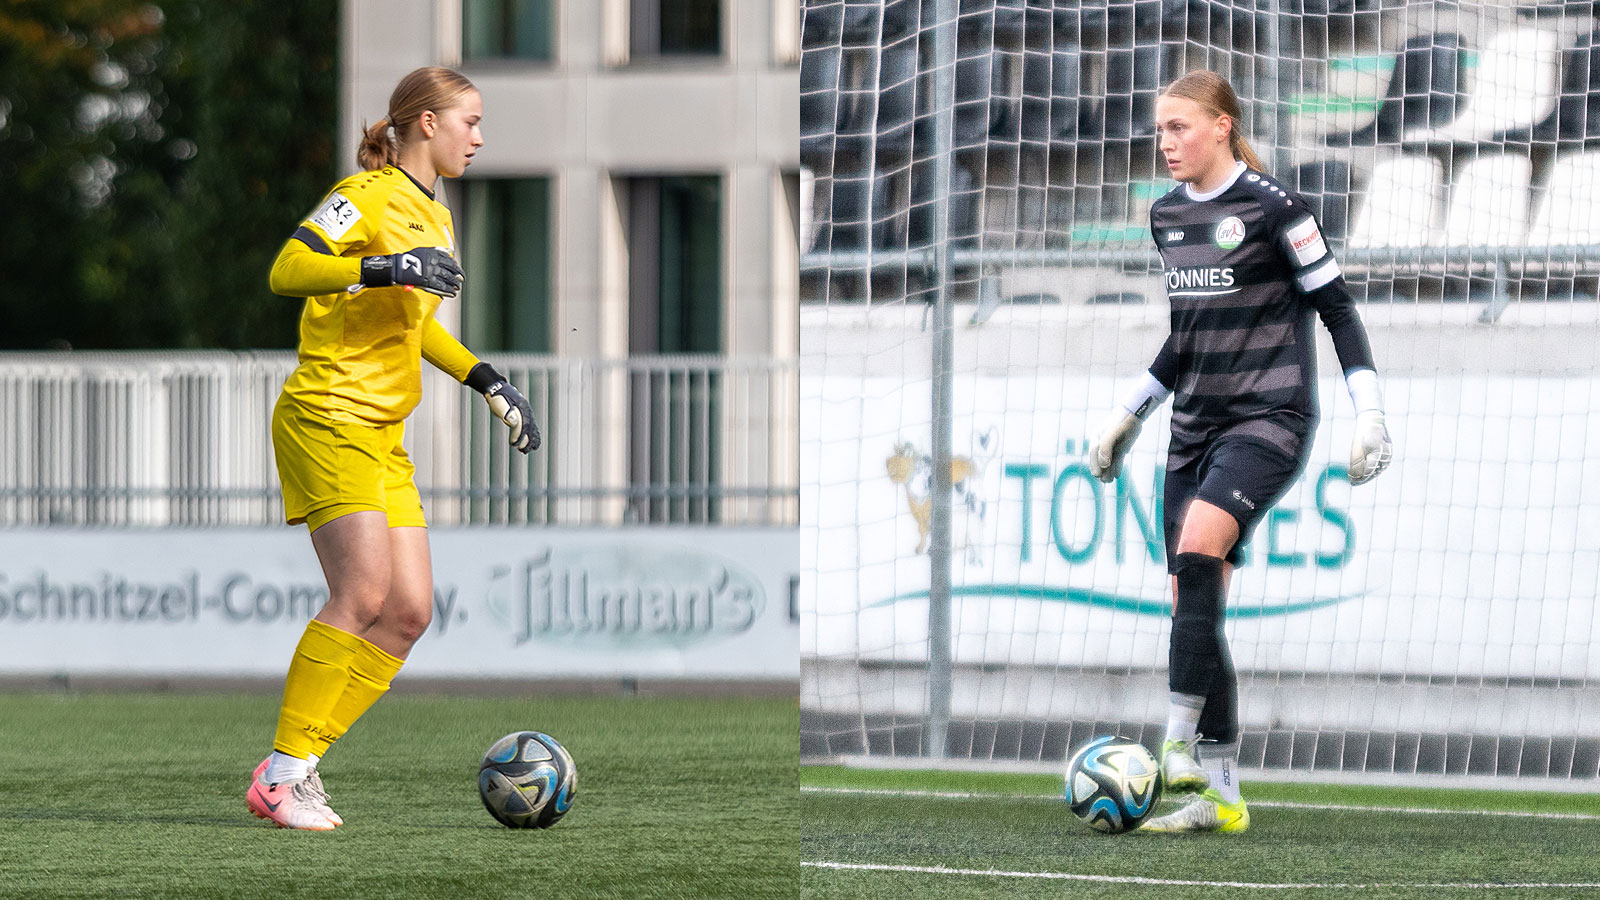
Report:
0,692,797,900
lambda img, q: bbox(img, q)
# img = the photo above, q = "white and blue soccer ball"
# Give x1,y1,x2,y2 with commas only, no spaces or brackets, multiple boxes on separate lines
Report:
1064,735,1163,833
478,731,578,829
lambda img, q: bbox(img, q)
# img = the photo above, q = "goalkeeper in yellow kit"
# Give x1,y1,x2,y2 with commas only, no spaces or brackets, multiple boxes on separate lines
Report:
246,67,538,830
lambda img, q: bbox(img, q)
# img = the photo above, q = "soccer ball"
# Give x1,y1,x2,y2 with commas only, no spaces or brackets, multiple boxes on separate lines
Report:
1064,735,1163,834
478,731,578,829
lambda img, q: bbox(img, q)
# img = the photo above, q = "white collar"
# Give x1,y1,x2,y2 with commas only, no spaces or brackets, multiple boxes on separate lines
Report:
1183,160,1248,202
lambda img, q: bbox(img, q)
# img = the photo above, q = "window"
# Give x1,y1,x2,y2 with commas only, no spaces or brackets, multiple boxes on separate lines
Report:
627,175,722,354
458,178,553,353
463,0,554,62
621,174,723,522
631,0,721,58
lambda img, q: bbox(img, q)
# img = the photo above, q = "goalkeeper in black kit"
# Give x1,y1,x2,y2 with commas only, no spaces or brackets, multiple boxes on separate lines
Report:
1086,70,1392,833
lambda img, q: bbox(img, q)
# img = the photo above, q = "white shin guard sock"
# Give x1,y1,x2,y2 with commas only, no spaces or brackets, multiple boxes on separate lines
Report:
1201,741,1241,804
1165,692,1204,746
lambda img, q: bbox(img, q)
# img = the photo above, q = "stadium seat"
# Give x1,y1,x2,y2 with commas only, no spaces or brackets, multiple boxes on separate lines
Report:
953,43,999,147
901,159,980,248
987,49,1023,144
1515,27,1600,148
1324,32,1464,147
1101,41,1161,140
799,45,841,142
873,36,918,149
1346,155,1442,249
1528,152,1600,245
1408,26,1560,144
832,47,880,138
801,0,842,50
1021,46,1082,143
1288,160,1352,242
1438,154,1532,247
824,173,870,250
869,167,908,249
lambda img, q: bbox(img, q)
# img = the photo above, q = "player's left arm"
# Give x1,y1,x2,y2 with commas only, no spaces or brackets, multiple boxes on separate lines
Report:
1276,197,1392,485
420,319,541,454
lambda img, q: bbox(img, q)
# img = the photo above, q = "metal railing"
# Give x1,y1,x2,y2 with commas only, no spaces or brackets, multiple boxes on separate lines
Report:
0,352,798,527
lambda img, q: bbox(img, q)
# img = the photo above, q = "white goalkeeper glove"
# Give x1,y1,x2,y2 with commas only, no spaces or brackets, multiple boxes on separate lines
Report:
1089,412,1143,483
466,363,541,454
1349,410,1391,485
1089,372,1170,484
1345,368,1391,486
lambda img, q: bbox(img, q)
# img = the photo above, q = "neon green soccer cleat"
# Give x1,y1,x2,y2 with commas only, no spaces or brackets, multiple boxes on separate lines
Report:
1140,789,1250,834
1161,738,1209,794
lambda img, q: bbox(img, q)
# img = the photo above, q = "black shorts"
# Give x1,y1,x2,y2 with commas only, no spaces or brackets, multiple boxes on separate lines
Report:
1163,435,1309,572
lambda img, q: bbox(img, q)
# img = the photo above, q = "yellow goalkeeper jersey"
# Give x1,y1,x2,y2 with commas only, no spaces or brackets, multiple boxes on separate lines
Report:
278,166,465,424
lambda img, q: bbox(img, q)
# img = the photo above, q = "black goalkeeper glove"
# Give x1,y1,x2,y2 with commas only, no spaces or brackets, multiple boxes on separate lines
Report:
359,247,464,297
466,363,541,453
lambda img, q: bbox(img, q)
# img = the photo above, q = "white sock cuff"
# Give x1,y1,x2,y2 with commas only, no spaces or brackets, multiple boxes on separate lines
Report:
264,750,311,785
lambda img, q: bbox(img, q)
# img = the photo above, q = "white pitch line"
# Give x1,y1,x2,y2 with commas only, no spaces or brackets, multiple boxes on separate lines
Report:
800,785,1600,822
802,861,1600,891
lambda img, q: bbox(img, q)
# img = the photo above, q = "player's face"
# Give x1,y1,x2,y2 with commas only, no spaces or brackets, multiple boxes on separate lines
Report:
1155,95,1231,187
427,90,485,179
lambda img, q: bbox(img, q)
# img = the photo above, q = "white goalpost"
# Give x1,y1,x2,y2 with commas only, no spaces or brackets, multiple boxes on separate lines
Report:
800,0,1600,781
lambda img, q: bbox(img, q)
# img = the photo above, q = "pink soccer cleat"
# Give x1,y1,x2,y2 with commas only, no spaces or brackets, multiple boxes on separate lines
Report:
247,758,337,831
303,766,343,826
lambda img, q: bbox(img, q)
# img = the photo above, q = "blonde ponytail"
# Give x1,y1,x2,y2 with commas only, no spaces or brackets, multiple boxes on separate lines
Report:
357,117,400,171
1229,130,1265,171
355,67,478,172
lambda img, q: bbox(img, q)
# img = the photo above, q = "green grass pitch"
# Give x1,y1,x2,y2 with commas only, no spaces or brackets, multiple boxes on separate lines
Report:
0,692,796,900
801,765,1600,900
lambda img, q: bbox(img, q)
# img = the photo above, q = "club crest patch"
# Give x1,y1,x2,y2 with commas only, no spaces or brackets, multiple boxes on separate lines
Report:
1213,216,1245,250
308,192,362,241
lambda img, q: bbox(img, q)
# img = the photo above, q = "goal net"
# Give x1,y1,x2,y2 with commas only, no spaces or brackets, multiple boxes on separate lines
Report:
800,0,1600,781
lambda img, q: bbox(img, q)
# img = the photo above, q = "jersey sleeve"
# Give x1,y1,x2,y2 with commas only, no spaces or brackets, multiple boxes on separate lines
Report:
1274,196,1342,294
420,317,482,383
1272,196,1376,373
268,238,362,297
1148,332,1179,391
295,175,395,256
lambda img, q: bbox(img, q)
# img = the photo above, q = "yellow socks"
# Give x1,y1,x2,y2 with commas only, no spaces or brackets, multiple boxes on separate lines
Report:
272,619,366,758
312,636,405,759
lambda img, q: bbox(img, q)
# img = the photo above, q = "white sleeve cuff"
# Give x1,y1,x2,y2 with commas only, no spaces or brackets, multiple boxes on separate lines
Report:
1345,367,1384,413
1121,370,1172,419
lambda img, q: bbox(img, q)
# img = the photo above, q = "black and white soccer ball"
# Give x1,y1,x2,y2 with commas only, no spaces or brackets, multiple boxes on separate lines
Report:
478,731,578,829
1064,735,1163,834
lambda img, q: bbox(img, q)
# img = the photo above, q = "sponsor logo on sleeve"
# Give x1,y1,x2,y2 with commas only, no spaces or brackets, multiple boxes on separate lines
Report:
1286,216,1327,266
308,192,361,241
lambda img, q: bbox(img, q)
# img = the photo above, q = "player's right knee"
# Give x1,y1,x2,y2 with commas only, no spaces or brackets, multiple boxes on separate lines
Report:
325,583,390,629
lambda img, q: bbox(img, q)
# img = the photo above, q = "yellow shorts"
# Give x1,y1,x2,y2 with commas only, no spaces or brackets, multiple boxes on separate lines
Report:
271,394,426,532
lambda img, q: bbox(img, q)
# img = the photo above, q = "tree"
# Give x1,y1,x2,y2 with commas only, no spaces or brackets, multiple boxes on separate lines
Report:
0,0,338,349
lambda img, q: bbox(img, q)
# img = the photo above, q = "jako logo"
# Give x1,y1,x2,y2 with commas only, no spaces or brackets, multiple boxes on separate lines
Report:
1232,489,1256,510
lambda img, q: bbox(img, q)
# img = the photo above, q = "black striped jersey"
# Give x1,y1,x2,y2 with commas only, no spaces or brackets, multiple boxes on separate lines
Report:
1148,160,1374,468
